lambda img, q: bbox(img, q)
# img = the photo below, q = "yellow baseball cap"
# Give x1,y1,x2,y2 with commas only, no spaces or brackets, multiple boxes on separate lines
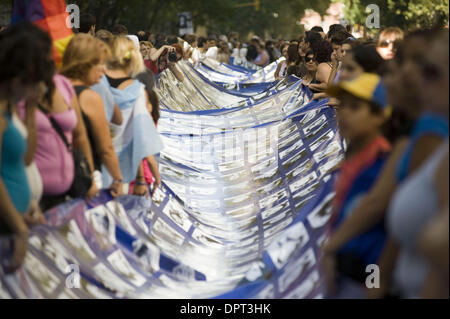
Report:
326,73,389,110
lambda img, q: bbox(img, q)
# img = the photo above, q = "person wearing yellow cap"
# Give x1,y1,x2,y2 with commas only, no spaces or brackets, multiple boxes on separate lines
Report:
321,73,393,298
321,30,449,299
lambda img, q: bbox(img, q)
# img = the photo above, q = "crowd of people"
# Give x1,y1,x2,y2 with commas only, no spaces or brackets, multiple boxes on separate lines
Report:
0,20,163,273
0,12,448,300
289,25,448,299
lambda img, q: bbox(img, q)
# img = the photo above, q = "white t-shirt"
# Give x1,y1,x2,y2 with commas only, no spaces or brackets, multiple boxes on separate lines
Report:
239,48,248,59
192,48,205,64
205,46,218,60
231,48,240,58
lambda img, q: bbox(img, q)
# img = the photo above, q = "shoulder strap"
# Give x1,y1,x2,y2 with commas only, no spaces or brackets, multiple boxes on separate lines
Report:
105,75,133,89
37,103,72,151
74,85,89,97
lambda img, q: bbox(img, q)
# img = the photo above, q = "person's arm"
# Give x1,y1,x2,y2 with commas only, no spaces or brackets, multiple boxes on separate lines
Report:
133,161,149,197
185,47,194,61
79,90,123,197
434,152,449,208
328,67,339,87
274,62,283,81
0,116,29,272
70,94,98,200
418,156,449,298
419,205,449,299
168,63,184,82
309,64,332,92
254,51,269,66
419,206,449,275
323,138,409,254
147,155,161,196
312,92,328,100
328,54,339,87
149,45,172,62
111,104,122,125
308,82,328,92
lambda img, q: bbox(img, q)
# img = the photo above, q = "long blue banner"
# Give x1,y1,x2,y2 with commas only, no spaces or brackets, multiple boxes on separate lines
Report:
0,59,341,299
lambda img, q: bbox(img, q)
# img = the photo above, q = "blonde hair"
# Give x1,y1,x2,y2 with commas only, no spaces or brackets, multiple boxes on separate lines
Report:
140,41,154,49
108,36,145,77
61,33,111,80
378,27,404,44
95,29,114,44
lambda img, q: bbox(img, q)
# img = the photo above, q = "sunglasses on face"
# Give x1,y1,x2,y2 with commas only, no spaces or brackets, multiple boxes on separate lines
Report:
378,39,397,48
305,56,315,63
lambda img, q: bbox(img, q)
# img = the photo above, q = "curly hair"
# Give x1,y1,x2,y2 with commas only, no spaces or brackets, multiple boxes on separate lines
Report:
314,40,332,64
327,24,347,39
305,31,322,53
0,22,55,105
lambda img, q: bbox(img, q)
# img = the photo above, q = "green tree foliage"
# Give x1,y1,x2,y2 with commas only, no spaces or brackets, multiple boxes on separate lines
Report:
337,0,449,32
71,0,331,39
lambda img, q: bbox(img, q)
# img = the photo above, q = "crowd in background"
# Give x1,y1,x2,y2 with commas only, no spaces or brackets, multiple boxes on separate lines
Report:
0,11,448,299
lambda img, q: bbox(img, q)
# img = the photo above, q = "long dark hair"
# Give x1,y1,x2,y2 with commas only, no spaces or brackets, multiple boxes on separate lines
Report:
149,90,160,124
246,44,258,61
305,31,322,54
287,43,300,65
315,40,332,64
0,22,55,105
136,70,159,123
265,40,277,63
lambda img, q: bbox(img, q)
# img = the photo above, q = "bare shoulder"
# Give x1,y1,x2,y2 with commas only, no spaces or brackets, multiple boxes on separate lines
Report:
79,89,105,118
317,63,331,72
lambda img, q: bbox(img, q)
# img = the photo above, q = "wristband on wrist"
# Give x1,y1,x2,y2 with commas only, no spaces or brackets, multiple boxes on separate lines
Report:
136,181,147,186
112,178,123,185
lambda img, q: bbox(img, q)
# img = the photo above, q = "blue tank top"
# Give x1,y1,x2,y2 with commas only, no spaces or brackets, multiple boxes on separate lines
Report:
1,112,31,214
396,112,449,182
